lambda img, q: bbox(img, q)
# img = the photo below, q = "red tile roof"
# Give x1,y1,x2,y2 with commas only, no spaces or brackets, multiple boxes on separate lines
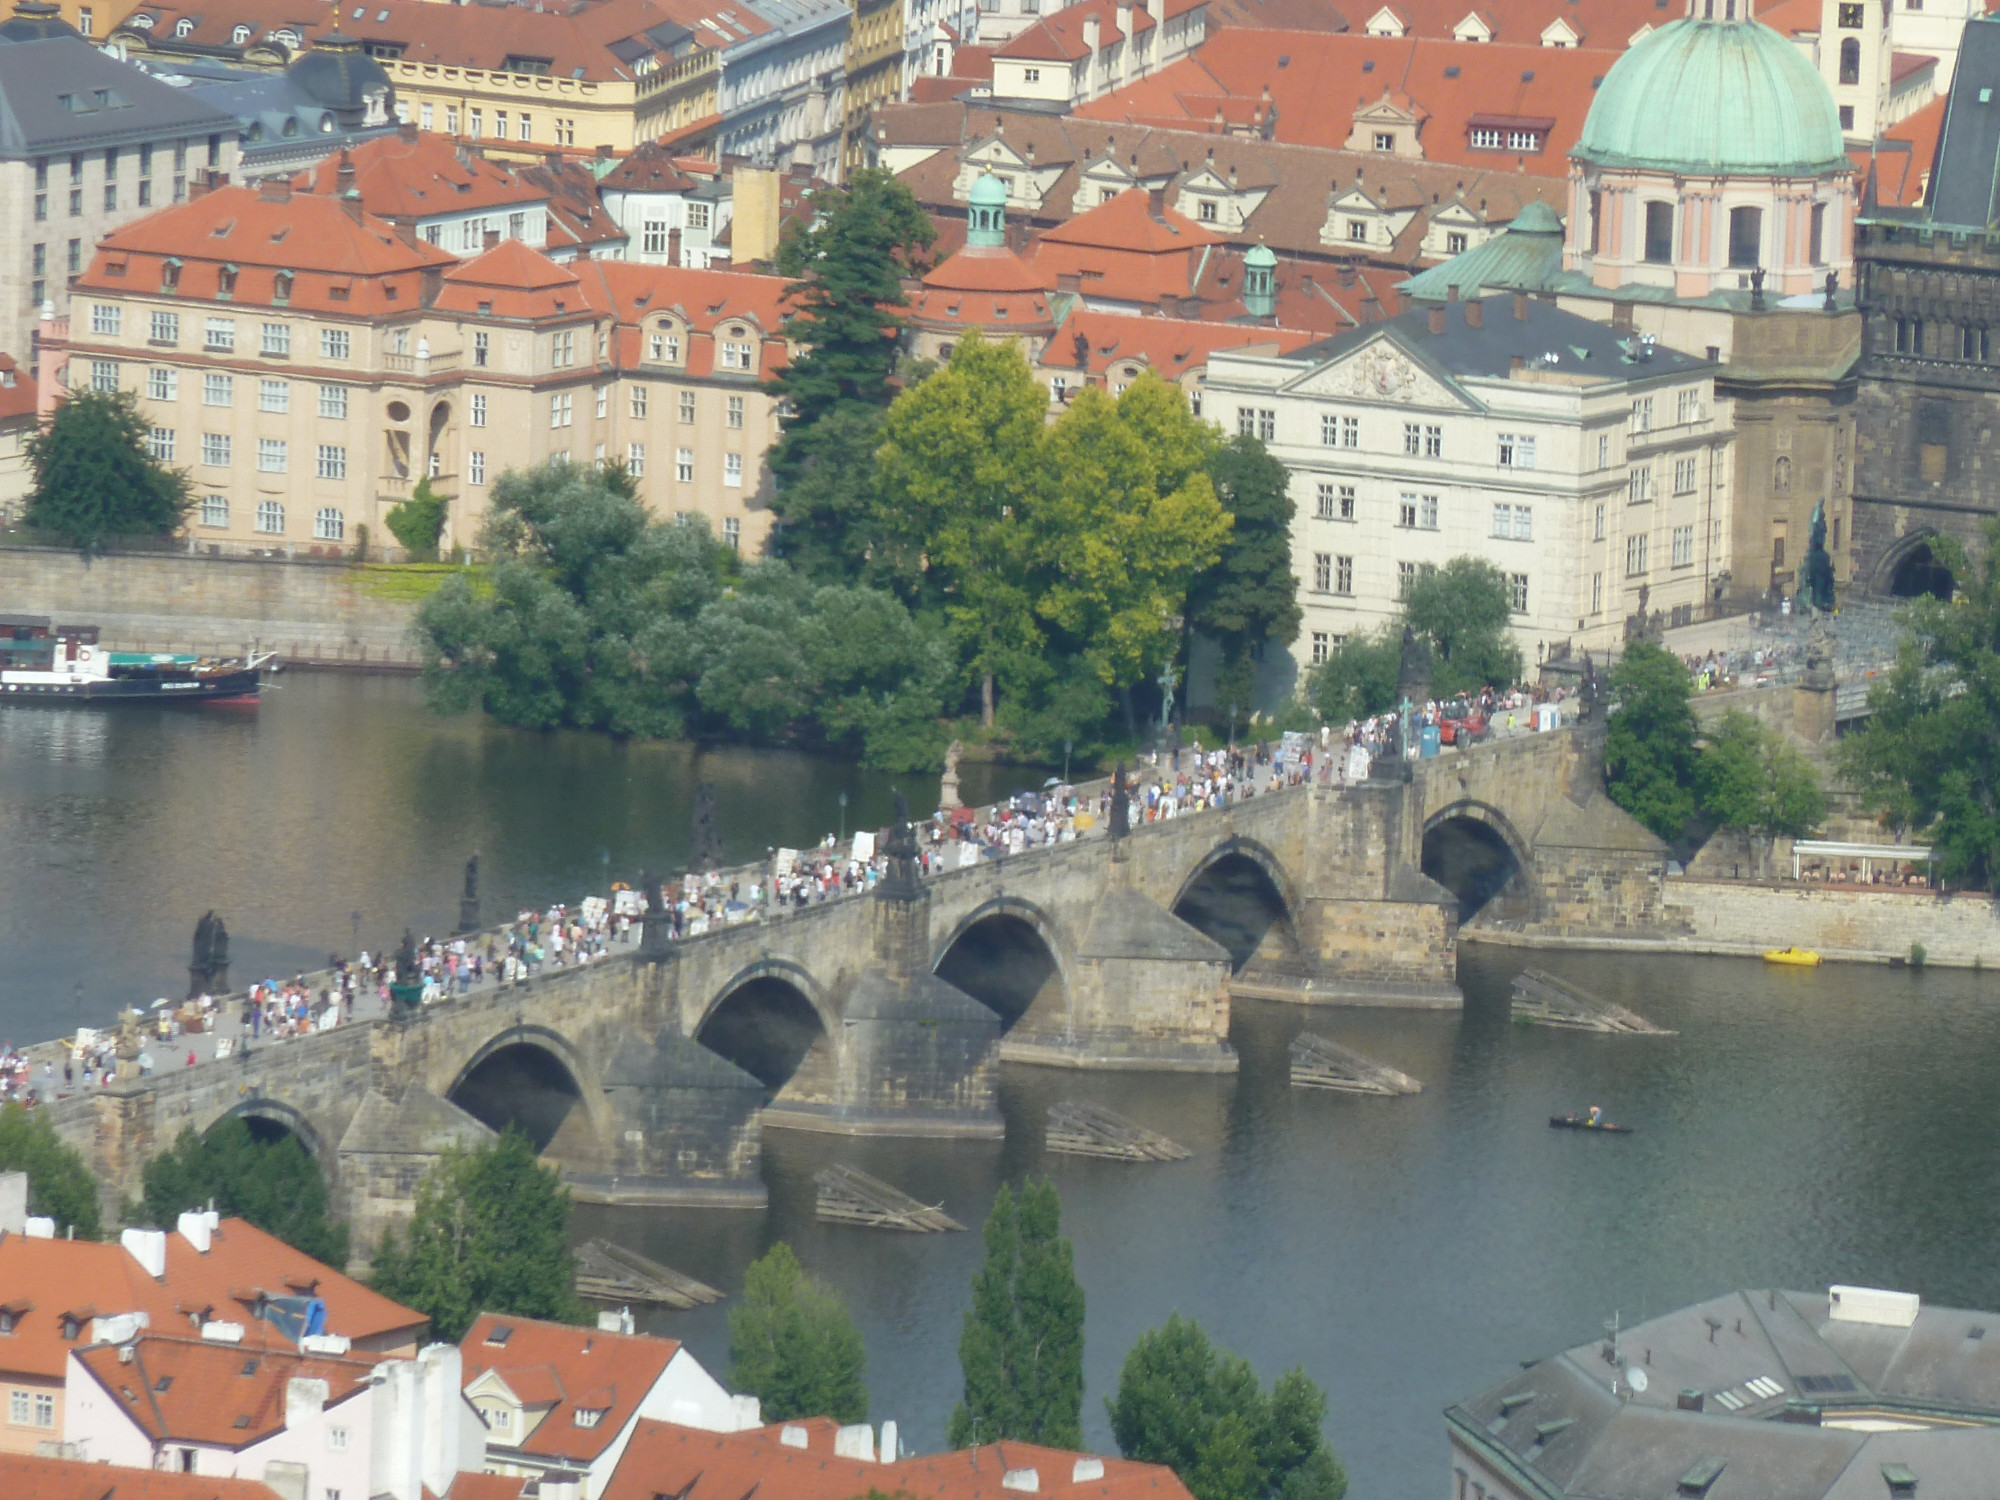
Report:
443,1476,535,1500
73,1333,382,1449
0,1234,184,1383
1028,188,1230,304
603,1419,1198,1500
1073,30,1611,166
0,352,39,423
302,133,551,222
1860,94,1947,209
598,139,703,194
82,185,456,317
1213,0,1665,42
999,0,1156,61
0,1452,284,1500
460,1313,681,1466
1040,308,1319,380
162,1218,427,1350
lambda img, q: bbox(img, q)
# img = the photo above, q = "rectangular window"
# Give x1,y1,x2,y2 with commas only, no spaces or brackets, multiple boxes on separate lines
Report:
1628,467,1654,504
721,341,754,371
90,303,121,336
1314,483,1337,521
724,453,743,487
1398,561,1417,598
473,331,489,368
150,310,179,345
445,105,460,134
148,427,175,461
1596,432,1611,469
1513,504,1531,540
318,385,347,420
627,442,646,477
320,328,350,360
1676,388,1701,425
594,385,609,420
470,392,487,428
1592,572,1603,613
261,323,291,358
103,182,116,212
1492,503,1513,539
258,438,287,474
1313,552,1332,592
1629,396,1653,435
204,318,235,353
316,445,346,480
89,360,118,393
1403,422,1421,456
727,395,744,430
1672,524,1695,568
1497,432,1535,469
1509,572,1529,613
1625,532,1649,576
1673,456,1697,494
1644,201,1674,264
630,387,648,419
314,507,345,541
201,432,230,467
33,1394,53,1428
1421,494,1438,528
1424,424,1442,458
1338,415,1359,448
420,102,434,130
1311,632,1329,665
1839,2,1863,25
679,391,696,423
1471,126,1503,149
650,332,681,363
550,329,575,368
1320,414,1338,446
200,494,227,528
147,367,177,401
1336,555,1353,594
1594,502,1606,541
469,450,486,485
69,187,81,216
1398,493,1418,528
676,447,694,482
329,1428,349,1454
258,380,288,413
256,499,284,535
643,221,667,255
203,373,232,407
724,516,741,550
549,391,572,428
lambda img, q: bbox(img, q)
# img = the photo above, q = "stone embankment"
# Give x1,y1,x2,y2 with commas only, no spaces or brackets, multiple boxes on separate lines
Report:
0,544,424,667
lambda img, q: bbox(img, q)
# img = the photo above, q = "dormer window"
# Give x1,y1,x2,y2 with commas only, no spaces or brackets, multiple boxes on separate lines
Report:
231,23,250,43
60,1317,81,1341
574,1408,605,1429
272,27,299,46
273,270,293,304
174,17,192,36
484,1324,513,1346
217,264,238,298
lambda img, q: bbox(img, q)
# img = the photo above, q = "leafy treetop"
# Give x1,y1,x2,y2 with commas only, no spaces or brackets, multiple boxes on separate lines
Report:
25,389,191,555
1604,639,1700,841
0,1103,101,1239
728,1242,869,1424
137,1119,348,1268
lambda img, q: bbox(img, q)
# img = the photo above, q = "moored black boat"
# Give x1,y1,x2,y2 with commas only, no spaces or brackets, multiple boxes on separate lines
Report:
1,615,264,702
1550,1112,1634,1134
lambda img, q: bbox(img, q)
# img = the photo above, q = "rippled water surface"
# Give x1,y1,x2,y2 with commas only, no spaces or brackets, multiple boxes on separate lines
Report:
6,675,1998,1496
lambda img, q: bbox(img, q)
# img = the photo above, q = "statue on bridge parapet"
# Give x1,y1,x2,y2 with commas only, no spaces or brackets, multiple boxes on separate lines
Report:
188,910,230,999
690,783,723,875
877,788,922,899
1109,763,1131,849
939,740,963,812
638,867,671,958
458,855,481,934
387,929,423,1019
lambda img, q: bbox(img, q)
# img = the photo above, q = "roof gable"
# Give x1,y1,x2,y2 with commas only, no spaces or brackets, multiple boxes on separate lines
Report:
1279,327,1481,410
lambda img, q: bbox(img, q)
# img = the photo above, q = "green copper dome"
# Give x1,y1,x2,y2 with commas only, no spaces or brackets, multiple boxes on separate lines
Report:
1574,19,1848,177
968,172,1009,209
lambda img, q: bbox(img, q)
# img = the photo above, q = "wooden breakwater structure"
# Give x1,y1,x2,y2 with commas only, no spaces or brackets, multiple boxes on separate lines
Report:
1510,968,1674,1035
1288,1033,1424,1095
814,1164,965,1231
1045,1101,1191,1161
573,1238,723,1309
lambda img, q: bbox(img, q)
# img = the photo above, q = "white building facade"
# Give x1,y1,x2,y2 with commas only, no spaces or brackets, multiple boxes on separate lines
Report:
717,0,851,175
1204,294,1735,676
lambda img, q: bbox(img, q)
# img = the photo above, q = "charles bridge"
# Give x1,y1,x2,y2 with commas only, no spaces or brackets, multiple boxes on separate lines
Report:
44,721,1665,1256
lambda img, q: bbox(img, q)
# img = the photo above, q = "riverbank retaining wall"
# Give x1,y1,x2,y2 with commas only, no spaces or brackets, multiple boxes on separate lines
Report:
0,545,423,667
1471,877,2000,968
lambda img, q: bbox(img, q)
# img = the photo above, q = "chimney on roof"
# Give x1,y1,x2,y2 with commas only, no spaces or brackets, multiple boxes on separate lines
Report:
340,188,364,224
1084,12,1101,60
1466,297,1482,328
1147,184,1166,220
668,226,683,266
1116,2,1133,88
398,119,418,144
1427,304,1445,336
259,178,291,203
285,1378,329,1430
1611,300,1634,332
336,149,355,198
1335,262,1355,288
176,1210,215,1253
834,1425,876,1462
1509,353,1524,375
483,228,500,251
1677,1390,1705,1412
1446,282,1458,302
1057,271,1081,295
121,1227,168,1280
1512,290,1528,321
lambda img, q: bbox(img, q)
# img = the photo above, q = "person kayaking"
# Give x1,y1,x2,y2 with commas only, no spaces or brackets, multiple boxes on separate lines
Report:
1587,1105,1603,1127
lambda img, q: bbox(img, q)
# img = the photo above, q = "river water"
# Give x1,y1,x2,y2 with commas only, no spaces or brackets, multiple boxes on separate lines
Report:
6,677,1998,1497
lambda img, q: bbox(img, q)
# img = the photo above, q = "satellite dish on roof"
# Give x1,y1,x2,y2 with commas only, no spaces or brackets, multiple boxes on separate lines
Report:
1625,1366,1650,1394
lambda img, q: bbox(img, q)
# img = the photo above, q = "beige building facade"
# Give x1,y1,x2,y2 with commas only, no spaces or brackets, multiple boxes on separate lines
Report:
43,182,791,559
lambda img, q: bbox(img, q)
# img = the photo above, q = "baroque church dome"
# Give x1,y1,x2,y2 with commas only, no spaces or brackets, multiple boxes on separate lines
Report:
1574,15,1848,178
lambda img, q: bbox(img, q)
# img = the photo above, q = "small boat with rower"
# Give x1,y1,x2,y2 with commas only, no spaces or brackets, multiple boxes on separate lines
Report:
1763,946,1822,967
1550,1109,1634,1135
1,615,265,702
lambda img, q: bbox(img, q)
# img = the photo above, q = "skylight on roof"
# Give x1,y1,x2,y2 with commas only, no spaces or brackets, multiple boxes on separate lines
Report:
485,1324,514,1346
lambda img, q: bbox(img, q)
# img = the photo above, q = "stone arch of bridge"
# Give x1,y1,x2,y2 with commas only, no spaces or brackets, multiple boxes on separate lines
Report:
930,895,1070,1033
1170,836,1303,974
1421,800,1533,922
695,959,838,1092
445,1023,610,1154
212,1097,328,1162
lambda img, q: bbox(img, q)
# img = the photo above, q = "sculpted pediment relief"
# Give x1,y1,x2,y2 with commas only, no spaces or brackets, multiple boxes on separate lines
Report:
1283,337,1475,409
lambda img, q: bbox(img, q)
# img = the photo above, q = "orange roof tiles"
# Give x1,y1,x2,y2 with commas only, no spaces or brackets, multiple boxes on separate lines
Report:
73,1333,382,1448
1215,0,1665,42
1040,309,1320,379
602,1419,1198,1500
925,243,1052,294
0,354,34,423
1028,188,1231,305
1074,30,1611,167
83,185,456,318
1862,94,1947,209
302,133,552,222
443,1476,534,1500
0,1233,182,1382
999,0,1157,61
162,1218,427,1350
460,1313,681,1466
0,1452,284,1500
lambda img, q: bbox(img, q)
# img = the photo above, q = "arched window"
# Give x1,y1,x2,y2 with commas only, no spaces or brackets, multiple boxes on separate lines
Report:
1839,37,1861,85
231,23,251,43
314,507,345,541
256,500,285,534
1773,455,1792,491
272,27,299,46
174,18,193,36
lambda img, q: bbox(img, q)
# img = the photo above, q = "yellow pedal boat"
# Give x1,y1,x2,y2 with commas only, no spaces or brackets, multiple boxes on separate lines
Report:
1763,947,1822,967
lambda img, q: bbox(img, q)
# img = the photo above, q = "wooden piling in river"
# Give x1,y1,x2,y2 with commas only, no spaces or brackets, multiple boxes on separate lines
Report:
1045,1101,1191,1161
1288,1033,1424,1094
813,1164,965,1231
1510,969,1673,1034
572,1238,723,1309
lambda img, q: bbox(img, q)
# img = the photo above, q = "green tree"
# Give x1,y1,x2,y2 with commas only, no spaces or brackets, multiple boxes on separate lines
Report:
24,389,190,554
1401,557,1523,700
876,336,1049,724
1108,1315,1346,1500
1604,639,1699,841
728,1242,868,1423
1188,434,1302,714
1303,627,1401,723
1697,709,1827,873
369,1131,586,1342
0,1103,101,1239
137,1119,347,1267
948,1179,1085,1448
385,478,449,559
766,404,889,584
769,167,936,428
1035,377,1232,734
1839,519,2000,886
